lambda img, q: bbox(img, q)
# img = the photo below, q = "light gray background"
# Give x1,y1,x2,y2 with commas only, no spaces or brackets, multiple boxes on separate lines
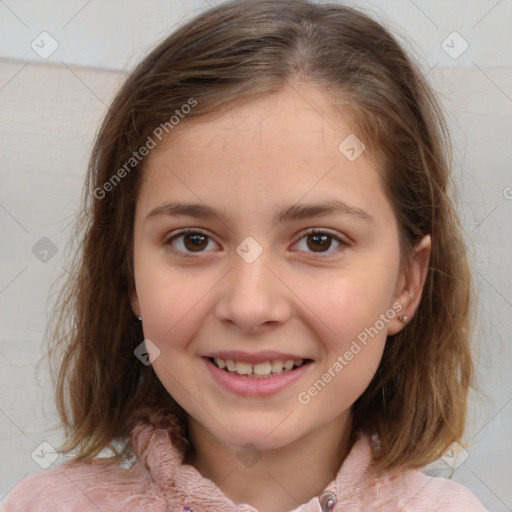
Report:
1,0,511,509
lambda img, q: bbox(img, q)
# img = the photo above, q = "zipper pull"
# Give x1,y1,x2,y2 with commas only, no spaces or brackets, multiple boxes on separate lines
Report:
319,491,337,512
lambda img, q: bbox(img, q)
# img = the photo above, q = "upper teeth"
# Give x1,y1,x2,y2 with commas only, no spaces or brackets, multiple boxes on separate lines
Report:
214,357,304,376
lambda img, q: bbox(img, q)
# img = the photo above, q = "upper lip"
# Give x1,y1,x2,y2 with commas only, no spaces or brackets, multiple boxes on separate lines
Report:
203,350,310,364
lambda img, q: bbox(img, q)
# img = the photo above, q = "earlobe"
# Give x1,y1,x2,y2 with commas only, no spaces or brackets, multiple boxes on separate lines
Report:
388,234,431,336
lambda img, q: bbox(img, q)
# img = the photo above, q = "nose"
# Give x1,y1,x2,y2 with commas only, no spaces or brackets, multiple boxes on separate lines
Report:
214,247,292,334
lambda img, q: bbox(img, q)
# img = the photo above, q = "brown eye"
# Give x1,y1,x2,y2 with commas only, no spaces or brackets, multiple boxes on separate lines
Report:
183,233,208,252
166,229,218,255
294,229,346,256
306,233,333,252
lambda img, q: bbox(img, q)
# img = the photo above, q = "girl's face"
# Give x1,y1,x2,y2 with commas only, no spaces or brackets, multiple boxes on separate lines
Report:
131,84,428,452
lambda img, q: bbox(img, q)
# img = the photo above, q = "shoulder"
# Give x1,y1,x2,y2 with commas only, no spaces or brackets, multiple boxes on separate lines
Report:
2,458,167,512
343,435,487,511
380,466,488,511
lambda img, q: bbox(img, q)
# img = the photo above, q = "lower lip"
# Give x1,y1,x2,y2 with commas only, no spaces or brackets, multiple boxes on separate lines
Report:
204,358,312,397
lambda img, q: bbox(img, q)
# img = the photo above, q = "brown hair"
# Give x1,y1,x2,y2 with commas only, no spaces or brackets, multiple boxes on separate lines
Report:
47,0,476,472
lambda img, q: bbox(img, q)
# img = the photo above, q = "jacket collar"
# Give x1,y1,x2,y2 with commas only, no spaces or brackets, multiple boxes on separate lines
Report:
131,422,379,512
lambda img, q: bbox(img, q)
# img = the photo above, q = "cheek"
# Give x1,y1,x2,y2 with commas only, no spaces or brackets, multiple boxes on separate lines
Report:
293,266,396,349
133,246,208,350
293,273,392,420
134,264,210,407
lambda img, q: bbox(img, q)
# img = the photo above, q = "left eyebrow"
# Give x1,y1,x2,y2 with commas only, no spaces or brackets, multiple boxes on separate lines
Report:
144,199,375,225
275,200,375,224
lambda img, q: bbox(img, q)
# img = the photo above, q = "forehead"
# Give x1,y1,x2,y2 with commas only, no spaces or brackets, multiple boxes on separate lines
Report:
164,84,356,150
138,84,393,227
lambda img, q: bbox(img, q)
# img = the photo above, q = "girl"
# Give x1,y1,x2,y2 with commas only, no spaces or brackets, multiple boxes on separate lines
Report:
4,0,487,510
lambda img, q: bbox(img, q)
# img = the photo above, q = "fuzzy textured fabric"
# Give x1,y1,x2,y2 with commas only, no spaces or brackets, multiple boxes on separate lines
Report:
3,421,488,512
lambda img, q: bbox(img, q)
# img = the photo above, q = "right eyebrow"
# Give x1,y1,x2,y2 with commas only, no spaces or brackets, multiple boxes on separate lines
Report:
145,202,232,224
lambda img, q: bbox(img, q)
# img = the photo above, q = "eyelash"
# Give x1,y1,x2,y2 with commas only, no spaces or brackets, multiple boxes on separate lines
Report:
164,228,348,259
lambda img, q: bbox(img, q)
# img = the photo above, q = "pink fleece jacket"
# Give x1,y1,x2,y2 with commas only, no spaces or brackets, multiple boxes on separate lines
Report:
3,422,488,512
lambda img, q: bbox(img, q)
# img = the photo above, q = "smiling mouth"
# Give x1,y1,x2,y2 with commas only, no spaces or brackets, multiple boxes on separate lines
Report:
208,357,311,379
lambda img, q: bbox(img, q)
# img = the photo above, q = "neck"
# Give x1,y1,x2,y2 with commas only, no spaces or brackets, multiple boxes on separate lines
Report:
186,412,353,512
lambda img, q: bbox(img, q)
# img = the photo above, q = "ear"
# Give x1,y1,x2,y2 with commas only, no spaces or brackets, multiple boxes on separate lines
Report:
387,234,431,336
130,289,141,318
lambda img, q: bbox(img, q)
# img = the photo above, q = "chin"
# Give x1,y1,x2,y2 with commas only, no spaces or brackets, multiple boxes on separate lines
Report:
209,414,307,451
